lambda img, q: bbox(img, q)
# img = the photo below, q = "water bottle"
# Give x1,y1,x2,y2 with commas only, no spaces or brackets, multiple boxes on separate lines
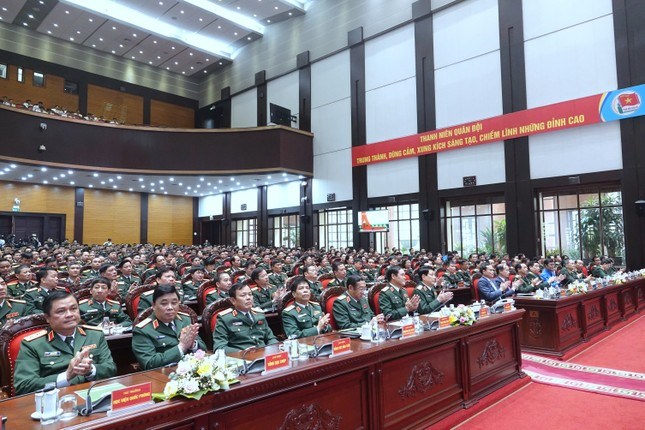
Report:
413,313,423,334
102,316,111,334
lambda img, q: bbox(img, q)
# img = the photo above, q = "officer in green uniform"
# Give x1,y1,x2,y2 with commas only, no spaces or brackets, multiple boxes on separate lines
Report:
251,268,283,311
13,290,117,395
24,268,66,314
363,258,379,283
303,265,323,300
413,267,453,314
212,283,278,353
79,278,131,327
592,258,612,279
116,260,140,297
205,272,232,307
0,278,29,328
559,259,580,287
80,257,102,282
282,276,332,339
182,266,205,300
378,266,420,321
441,262,461,288
0,258,12,280
132,284,206,370
525,262,550,292
7,265,34,298
332,275,382,329
137,267,183,314
327,262,347,288
268,259,288,288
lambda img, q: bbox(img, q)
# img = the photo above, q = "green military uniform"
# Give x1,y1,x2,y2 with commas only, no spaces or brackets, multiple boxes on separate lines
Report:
14,325,117,395
252,285,277,310
137,287,184,315
412,283,444,314
132,312,207,370
6,280,34,299
79,298,132,327
80,269,100,282
24,286,68,314
282,263,293,274
345,266,361,278
559,267,579,287
116,275,139,297
205,290,229,307
212,307,278,353
378,284,410,321
257,262,271,271
331,294,374,329
521,273,548,293
268,271,288,288
306,279,323,300
181,280,200,300
282,301,331,339
318,266,332,275
457,271,471,286
441,272,460,288
592,267,608,278
363,268,378,283
141,267,158,281
328,277,346,288
0,298,29,329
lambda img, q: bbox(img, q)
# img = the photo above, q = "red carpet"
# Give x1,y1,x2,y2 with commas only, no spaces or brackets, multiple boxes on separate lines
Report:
567,314,645,372
447,382,645,430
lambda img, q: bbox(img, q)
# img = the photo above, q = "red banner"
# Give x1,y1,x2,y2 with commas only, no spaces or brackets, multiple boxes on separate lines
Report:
352,94,602,167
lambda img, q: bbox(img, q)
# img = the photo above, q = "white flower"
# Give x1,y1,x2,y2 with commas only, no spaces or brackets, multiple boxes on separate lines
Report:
181,378,200,394
163,380,179,397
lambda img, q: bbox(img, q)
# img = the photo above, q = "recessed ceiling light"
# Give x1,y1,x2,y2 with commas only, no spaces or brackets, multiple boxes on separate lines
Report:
111,50,116,54
166,67,170,70
141,185,145,188
153,40,157,44
184,192,188,195
171,46,175,49
131,56,135,59
119,44,124,48
196,185,201,188
108,178,114,182
21,177,26,181
65,10,70,14
164,192,168,195
23,22,28,26
28,14,34,19
112,26,117,30
234,32,238,36
237,6,241,10
289,12,292,16
43,180,48,184
10,164,16,168
180,10,184,14
139,50,143,54
92,44,96,47
178,182,183,186
218,180,222,184
53,176,58,180
3,168,9,172
129,188,133,191
99,37,103,41
89,18,93,22
93,173,99,177
70,181,75,185
174,61,178,65
157,55,161,59
150,183,155,186
159,1,163,5
76,30,81,34
149,61,153,64
199,18,203,21
217,26,221,29
181,71,185,74
247,37,251,40
190,66,194,70
187,186,191,190
48,31,52,34
267,175,272,179
69,37,74,41
267,19,271,23
113,185,117,189
41,167,47,172
218,61,222,65
89,184,94,188
133,33,137,37
60,173,66,178
236,182,240,186
53,23,58,27
203,70,207,73
100,181,106,185
28,174,34,178
189,52,193,56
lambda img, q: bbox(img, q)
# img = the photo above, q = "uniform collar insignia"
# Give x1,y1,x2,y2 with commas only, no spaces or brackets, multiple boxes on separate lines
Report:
153,319,160,329
47,331,55,342
78,327,86,336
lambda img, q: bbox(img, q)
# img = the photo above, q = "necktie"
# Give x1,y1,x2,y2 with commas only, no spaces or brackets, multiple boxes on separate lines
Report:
64,336,74,351
246,312,254,323
168,322,177,333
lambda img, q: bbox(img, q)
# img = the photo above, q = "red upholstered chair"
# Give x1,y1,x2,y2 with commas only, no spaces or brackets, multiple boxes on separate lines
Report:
125,284,156,320
196,279,218,314
320,286,346,330
403,280,416,298
201,299,233,350
178,263,191,276
280,292,295,312
471,275,482,302
368,283,387,315
436,268,446,278
317,273,334,290
0,314,49,397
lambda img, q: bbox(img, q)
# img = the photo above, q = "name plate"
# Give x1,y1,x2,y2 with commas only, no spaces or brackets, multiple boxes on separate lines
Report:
401,324,416,338
439,316,450,329
331,338,351,356
264,351,290,373
479,307,489,318
111,382,152,412
504,302,512,312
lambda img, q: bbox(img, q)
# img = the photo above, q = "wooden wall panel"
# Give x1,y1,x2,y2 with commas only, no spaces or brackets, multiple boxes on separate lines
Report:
83,189,140,245
150,99,194,128
147,195,193,245
87,84,143,125
0,65,79,111
0,181,74,240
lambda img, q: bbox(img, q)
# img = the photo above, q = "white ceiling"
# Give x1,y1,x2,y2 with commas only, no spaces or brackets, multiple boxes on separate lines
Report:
0,0,308,77
0,160,306,197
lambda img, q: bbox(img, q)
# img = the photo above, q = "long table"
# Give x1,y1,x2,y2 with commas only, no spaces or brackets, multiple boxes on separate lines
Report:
0,310,525,430
514,278,644,357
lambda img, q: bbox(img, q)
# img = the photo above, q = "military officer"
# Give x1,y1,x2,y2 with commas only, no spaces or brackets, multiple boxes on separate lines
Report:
251,268,284,311
212,283,278,353
378,266,420,321
592,258,613,279
80,257,102,282
13,290,117,395
137,267,182,314
0,277,29,328
303,265,323,300
116,260,139,297
327,262,347,288
526,261,550,291
64,262,83,287
205,271,232,307
24,268,67,314
282,276,331,339
441,261,461,288
132,284,206,370
413,267,453,314
79,278,131,327
332,275,383,329
7,264,34,298
182,266,205,300
0,258,12,280
268,259,288,288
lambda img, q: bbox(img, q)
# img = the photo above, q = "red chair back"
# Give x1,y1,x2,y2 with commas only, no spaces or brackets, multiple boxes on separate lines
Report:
320,286,346,330
472,277,481,302
202,299,233,350
368,283,387,315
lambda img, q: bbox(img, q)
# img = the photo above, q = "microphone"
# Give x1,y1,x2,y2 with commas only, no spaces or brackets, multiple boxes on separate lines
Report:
239,344,267,374
310,332,342,357
79,379,115,416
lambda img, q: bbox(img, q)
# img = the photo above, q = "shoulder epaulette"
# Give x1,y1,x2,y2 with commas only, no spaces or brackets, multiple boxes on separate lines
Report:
26,287,39,292
251,287,259,291
338,294,347,300
81,324,103,331
136,317,152,328
7,298,26,303
106,299,120,305
251,307,264,313
416,285,424,290
219,308,234,316
382,286,391,292
284,304,295,311
177,311,189,316
79,298,90,304
310,301,321,306
25,329,47,341
142,290,155,296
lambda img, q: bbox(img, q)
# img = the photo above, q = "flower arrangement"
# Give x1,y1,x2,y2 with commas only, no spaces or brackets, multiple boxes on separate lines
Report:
567,280,588,295
152,350,238,401
447,304,477,326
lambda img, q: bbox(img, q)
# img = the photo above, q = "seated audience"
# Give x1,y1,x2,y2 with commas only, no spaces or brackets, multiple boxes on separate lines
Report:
282,275,331,338
79,277,131,327
332,275,382,329
378,266,420,321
